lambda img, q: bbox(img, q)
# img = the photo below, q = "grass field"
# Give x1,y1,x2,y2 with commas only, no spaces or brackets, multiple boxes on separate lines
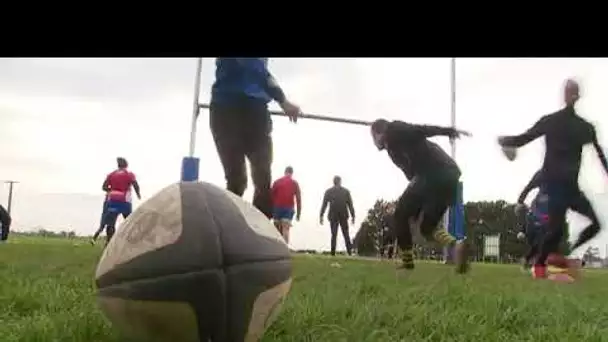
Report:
2,236,608,342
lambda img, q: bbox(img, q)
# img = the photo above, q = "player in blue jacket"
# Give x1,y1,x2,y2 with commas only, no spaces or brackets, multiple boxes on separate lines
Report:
210,58,301,219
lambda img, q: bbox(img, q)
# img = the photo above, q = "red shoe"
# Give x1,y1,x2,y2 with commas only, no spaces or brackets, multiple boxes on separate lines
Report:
532,265,547,279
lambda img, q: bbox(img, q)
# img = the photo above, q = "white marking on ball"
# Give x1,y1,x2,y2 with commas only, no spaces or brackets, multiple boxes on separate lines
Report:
222,190,285,244
96,183,183,278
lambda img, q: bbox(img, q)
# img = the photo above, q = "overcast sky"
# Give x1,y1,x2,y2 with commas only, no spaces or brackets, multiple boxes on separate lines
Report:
2,58,608,257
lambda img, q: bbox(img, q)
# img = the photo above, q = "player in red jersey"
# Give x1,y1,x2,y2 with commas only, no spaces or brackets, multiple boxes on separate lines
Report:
94,157,141,246
271,166,301,244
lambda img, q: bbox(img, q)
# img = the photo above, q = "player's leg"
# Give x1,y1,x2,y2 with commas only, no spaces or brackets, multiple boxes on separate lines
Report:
523,228,539,269
242,104,273,219
272,208,283,235
210,104,248,197
103,203,120,246
278,208,294,244
280,219,291,244
338,216,353,256
569,190,601,252
393,182,422,270
534,184,568,278
418,176,469,274
121,202,133,219
104,202,133,245
92,200,109,243
329,219,339,256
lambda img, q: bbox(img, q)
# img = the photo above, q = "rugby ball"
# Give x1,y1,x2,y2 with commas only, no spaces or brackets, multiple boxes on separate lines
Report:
95,182,292,342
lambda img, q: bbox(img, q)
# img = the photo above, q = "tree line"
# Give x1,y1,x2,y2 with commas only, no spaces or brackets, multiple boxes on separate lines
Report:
353,199,577,263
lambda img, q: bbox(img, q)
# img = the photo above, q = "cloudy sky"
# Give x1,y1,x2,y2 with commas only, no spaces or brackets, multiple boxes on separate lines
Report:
2,58,608,256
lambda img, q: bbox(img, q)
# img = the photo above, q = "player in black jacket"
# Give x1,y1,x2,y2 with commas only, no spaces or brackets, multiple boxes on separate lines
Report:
499,79,608,278
371,119,470,274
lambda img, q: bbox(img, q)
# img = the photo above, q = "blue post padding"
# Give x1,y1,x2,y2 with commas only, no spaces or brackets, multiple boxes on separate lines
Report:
181,157,200,182
448,181,465,240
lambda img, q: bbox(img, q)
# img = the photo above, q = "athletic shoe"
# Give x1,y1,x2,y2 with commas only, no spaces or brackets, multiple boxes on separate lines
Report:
532,265,547,279
90,239,96,246
454,240,470,274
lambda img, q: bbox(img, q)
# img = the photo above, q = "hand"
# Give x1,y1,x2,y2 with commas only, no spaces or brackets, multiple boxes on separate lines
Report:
450,129,472,139
280,99,300,123
319,217,324,225
517,232,526,240
296,213,301,222
351,217,355,225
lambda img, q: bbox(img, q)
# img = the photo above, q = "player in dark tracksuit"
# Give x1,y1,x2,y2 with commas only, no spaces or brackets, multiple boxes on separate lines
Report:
515,170,549,269
499,79,608,279
370,119,471,273
210,58,301,219
319,176,356,256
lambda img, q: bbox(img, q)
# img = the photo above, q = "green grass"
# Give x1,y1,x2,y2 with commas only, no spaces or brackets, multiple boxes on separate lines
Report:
2,236,608,342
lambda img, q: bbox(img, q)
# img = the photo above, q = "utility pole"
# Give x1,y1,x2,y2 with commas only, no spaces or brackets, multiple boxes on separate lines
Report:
3,180,19,215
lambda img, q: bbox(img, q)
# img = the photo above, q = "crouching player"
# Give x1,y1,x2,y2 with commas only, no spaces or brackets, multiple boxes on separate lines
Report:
370,118,470,274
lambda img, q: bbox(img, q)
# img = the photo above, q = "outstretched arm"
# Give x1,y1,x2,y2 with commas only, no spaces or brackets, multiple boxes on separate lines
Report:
392,121,469,140
517,170,543,204
499,115,549,148
591,128,608,177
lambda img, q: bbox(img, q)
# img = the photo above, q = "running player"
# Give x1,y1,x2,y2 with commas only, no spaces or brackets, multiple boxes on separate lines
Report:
498,79,608,279
99,157,141,245
271,166,301,244
370,118,471,273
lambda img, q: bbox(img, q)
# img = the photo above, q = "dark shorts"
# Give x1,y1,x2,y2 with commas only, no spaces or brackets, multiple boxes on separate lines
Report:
273,207,295,221
395,172,459,236
102,200,132,227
